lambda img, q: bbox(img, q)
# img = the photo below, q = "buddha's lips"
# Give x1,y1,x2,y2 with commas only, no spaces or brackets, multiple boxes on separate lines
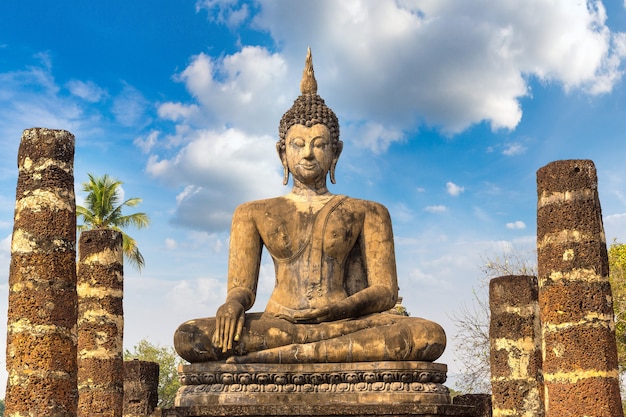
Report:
298,163,318,170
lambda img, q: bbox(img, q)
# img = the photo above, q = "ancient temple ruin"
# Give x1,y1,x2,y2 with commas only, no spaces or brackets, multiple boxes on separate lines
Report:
4,54,625,417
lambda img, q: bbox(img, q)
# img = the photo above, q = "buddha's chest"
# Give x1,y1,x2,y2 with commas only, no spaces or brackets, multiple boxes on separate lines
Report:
257,205,363,260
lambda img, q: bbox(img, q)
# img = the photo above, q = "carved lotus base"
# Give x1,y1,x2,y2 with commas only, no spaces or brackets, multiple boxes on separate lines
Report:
175,361,451,407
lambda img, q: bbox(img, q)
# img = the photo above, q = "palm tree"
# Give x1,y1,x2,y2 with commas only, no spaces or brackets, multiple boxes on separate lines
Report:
77,173,150,271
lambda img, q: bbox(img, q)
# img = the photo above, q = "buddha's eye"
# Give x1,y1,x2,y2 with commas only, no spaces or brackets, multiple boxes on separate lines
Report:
312,138,328,149
291,138,305,148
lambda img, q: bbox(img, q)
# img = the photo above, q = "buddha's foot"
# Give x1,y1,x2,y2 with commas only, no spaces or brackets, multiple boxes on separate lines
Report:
224,344,307,364
225,355,242,364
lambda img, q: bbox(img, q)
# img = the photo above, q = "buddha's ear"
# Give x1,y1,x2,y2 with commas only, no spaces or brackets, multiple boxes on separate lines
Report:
277,142,289,185
329,140,343,184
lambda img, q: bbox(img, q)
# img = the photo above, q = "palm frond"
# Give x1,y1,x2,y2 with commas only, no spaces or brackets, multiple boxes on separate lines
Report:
77,174,150,272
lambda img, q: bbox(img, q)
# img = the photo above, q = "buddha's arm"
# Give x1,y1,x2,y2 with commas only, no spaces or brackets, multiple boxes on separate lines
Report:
289,202,398,323
332,202,398,318
213,203,263,352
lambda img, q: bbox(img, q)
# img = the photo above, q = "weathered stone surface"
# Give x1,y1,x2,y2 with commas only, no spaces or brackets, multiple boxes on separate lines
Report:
536,159,622,417
5,128,77,417
162,403,476,417
77,229,124,417
176,361,450,407
542,325,618,372
543,377,623,416
489,275,543,417
124,360,160,417
453,394,491,417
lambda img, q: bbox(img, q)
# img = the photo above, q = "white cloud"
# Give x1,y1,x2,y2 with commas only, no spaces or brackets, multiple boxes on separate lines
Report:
196,0,250,27
424,205,447,213
66,80,107,103
165,238,178,250
502,143,527,156
158,102,200,123
243,0,625,135
167,277,227,314
112,83,149,127
145,0,626,234
407,267,454,291
389,203,414,222
506,220,527,230
134,130,160,153
446,182,465,196
343,121,405,153
163,47,290,135
146,127,284,231
473,206,492,223
0,233,11,257
0,59,105,167
604,212,626,242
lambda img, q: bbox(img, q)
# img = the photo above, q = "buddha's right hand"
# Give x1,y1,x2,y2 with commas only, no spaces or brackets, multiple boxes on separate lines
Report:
213,300,245,353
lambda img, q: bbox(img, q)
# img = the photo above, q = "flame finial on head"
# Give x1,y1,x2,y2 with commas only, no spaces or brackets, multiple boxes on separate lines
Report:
300,47,318,95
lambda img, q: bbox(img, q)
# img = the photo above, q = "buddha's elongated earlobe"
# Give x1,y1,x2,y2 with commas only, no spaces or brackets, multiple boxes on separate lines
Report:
329,163,338,184
277,141,289,185
329,140,343,184
282,166,290,185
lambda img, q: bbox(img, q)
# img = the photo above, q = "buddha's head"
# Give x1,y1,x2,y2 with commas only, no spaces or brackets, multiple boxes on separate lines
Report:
277,48,343,185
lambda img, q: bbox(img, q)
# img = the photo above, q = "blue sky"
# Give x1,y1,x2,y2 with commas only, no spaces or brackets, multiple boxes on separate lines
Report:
2,0,626,394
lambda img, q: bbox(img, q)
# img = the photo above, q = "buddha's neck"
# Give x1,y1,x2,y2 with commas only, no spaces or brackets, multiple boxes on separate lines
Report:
286,181,333,208
290,180,330,198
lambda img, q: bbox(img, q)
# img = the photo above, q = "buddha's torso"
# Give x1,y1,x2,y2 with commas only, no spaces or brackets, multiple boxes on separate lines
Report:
246,195,366,314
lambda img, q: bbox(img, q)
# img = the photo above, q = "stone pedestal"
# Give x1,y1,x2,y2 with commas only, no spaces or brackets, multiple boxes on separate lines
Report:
170,361,476,416
452,395,491,417
177,361,448,406
162,403,476,417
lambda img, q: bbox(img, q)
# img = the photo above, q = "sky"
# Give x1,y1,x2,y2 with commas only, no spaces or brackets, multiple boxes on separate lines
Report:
1,0,626,396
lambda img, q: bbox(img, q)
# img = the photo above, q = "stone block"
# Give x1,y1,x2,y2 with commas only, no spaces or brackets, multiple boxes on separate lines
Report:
124,360,160,417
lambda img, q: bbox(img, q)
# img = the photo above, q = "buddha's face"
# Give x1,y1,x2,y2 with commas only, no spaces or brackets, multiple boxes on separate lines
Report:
283,124,335,185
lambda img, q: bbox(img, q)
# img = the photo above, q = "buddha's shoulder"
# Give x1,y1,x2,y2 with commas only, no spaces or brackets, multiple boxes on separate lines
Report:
233,195,390,217
232,196,293,217
340,196,390,215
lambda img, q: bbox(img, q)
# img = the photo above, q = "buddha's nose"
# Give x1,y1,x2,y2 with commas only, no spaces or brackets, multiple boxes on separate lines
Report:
303,144,314,159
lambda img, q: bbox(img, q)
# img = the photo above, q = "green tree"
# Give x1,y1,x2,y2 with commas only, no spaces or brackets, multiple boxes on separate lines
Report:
124,339,183,408
609,241,626,375
0,398,5,416
77,173,150,271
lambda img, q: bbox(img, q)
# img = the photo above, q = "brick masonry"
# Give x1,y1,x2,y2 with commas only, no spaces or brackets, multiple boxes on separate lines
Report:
77,229,124,417
536,159,623,417
5,128,78,416
489,275,543,417
124,360,160,417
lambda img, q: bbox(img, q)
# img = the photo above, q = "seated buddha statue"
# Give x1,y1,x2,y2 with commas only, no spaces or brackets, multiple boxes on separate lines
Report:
174,49,446,364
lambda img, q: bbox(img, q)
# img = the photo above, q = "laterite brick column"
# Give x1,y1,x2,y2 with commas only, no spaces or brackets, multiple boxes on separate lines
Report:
537,159,622,416
489,275,543,417
5,128,77,416
123,360,159,417
77,229,124,416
